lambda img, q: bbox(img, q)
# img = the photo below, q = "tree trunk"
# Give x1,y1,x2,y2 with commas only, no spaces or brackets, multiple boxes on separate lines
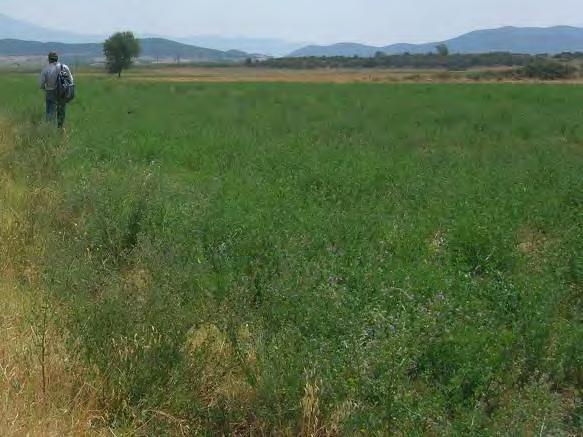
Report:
118,70,121,78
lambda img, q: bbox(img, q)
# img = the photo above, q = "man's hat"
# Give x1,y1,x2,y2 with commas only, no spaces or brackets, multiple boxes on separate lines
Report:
48,52,58,62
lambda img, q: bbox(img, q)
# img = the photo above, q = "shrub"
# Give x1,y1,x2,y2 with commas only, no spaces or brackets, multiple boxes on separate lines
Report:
519,59,578,80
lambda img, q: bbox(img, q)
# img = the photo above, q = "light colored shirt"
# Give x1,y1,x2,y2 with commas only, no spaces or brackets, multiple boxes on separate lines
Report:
39,62,74,91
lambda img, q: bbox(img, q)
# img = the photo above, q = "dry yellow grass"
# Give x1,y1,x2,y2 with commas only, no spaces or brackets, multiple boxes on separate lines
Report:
121,67,461,84
0,282,108,436
1,117,107,436
10,66,583,85
109,67,583,84
184,323,257,408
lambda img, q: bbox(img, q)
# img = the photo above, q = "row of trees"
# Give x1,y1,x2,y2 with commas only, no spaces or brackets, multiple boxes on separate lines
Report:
252,51,579,79
254,52,537,71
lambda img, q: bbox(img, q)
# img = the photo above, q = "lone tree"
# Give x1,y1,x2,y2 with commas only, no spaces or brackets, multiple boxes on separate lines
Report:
103,32,141,78
435,43,449,56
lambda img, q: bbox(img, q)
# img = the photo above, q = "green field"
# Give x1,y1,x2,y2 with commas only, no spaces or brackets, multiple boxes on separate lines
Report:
1,75,582,435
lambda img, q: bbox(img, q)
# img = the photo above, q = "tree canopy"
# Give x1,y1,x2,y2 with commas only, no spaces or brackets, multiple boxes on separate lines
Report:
103,32,141,77
435,43,450,56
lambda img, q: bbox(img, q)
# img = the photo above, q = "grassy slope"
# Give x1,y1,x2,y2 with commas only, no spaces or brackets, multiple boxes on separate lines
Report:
1,75,581,434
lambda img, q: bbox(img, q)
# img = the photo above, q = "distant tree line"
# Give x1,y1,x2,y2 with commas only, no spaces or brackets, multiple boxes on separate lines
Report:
519,57,578,80
552,52,583,61
252,52,580,79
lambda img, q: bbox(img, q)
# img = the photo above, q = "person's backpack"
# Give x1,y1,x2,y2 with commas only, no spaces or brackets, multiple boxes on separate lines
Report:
56,64,75,103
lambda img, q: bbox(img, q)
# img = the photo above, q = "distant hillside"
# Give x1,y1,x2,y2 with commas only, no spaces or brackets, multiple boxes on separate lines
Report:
138,38,250,61
290,26,583,57
0,13,295,56
0,39,100,58
0,13,102,43
175,36,306,57
291,43,379,58
0,38,252,63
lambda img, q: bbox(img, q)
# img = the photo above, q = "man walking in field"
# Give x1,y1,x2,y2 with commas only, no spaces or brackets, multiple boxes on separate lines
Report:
39,52,74,129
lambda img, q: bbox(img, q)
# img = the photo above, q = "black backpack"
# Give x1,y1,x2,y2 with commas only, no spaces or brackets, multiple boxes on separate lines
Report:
56,64,75,103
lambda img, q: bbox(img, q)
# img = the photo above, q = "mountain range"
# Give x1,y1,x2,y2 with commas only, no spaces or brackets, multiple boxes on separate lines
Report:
290,26,583,57
174,36,305,57
0,13,302,56
0,38,251,63
3,12,583,59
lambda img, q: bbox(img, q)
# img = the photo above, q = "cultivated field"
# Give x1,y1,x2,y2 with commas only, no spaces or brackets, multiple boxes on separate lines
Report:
1,74,581,435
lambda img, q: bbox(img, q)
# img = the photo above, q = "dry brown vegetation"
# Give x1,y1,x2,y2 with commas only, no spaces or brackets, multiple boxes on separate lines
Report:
119,67,484,84
0,119,104,436
0,282,108,436
111,67,583,84
7,65,583,84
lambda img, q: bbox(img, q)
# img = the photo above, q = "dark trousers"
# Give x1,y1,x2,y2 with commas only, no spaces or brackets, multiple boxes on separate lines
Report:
45,90,66,128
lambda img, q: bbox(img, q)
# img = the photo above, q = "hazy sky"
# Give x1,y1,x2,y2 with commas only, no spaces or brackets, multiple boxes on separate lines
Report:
1,0,582,44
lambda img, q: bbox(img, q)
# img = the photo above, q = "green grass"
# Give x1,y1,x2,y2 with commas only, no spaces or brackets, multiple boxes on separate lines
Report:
1,74,582,434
